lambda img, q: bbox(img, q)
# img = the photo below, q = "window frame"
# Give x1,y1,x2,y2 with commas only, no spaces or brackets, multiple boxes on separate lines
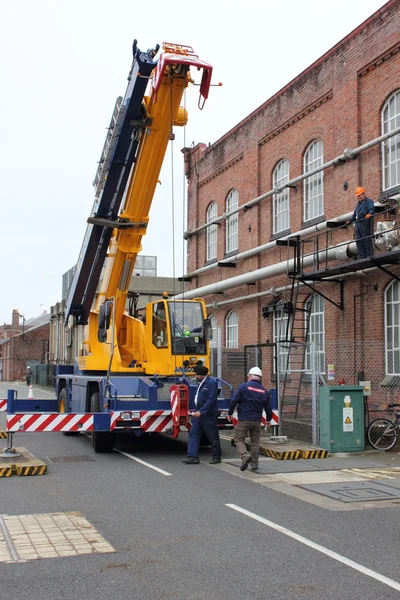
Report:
273,309,290,373
385,280,400,375
206,201,218,261
225,189,239,253
273,159,290,234
303,140,324,222
226,310,238,349
382,90,400,191
305,294,325,374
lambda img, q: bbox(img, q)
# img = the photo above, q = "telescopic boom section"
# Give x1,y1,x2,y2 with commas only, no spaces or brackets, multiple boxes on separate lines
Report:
82,43,212,368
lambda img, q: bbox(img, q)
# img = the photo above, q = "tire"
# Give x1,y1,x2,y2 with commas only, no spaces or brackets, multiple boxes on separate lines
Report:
58,388,78,436
90,391,116,453
367,419,398,451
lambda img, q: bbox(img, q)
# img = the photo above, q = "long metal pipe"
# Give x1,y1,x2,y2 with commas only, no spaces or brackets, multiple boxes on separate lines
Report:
184,125,400,239
185,209,356,279
205,262,378,308
177,241,360,300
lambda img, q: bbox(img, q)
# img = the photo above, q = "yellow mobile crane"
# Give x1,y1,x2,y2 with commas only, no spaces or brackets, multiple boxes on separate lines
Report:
49,41,233,451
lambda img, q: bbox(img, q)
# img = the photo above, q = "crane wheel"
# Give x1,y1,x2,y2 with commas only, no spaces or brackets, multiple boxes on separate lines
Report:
90,391,116,453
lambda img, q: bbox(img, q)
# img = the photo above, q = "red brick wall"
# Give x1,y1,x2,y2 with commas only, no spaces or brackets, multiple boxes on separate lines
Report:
185,1,400,360
1,325,50,382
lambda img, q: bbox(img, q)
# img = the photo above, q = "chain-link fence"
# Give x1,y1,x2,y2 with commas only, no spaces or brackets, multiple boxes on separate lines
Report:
210,340,398,446
31,364,57,389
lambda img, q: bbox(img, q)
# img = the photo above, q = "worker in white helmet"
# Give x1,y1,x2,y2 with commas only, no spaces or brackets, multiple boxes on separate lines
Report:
227,366,272,472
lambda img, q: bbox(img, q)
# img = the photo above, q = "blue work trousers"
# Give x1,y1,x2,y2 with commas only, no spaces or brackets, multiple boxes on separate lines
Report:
187,415,222,459
355,222,374,258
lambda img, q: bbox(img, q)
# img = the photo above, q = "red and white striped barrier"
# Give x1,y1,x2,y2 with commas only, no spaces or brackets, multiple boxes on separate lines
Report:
141,410,173,433
110,410,173,433
6,413,94,432
0,399,7,412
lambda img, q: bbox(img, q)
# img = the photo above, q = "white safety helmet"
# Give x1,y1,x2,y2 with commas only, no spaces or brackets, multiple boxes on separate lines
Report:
248,366,262,378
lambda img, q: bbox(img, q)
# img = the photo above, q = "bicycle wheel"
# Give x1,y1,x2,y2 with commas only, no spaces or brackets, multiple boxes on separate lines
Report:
367,419,398,451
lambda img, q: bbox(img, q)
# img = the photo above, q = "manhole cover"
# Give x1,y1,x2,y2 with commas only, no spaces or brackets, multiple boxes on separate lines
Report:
298,480,400,502
46,455,96,464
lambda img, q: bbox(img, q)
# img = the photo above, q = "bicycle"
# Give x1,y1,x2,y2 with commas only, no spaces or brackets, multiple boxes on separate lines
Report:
367,403,400,451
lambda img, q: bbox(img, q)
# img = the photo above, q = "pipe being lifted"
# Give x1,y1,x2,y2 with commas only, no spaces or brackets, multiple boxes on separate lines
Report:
184,126,400,239
175,241,359,300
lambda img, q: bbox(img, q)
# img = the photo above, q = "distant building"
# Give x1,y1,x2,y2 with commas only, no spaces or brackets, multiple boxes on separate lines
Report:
0,312,50,382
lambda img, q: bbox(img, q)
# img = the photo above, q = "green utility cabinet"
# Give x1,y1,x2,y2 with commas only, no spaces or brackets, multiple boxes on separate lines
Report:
319,386,365,453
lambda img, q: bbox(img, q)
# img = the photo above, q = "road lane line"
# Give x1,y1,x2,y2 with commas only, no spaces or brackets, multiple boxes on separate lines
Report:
114,449,172,476
226,503,400,593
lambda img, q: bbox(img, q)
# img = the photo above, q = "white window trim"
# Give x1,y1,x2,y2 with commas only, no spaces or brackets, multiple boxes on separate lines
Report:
385,281,400,375
273,159,290,234
305,294,325,374
226,189,239,253
273,310,290,373
206,202,218,261
382,90,400,191
209,314,217,349
303,140,324,222
226,310,238,349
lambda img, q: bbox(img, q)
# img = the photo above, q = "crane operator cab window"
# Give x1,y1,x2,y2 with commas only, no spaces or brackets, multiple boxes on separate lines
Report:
169,301,209,355
152,302,168,348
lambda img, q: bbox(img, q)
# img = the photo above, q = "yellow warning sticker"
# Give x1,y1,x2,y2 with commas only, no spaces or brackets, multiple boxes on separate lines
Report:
345,416,352,424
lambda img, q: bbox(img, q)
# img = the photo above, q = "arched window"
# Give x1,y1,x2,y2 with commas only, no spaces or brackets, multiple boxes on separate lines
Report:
206,202,218,261
226,310,238,348
305,294,325,373
385,280,400,375
273,308,290,373
226,189,239,253
273,159,290,234
304,140,324,222
382,90,400,191
209,314,217,349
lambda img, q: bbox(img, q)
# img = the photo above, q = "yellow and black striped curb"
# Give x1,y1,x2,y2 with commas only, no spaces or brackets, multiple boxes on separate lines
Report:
0,466,12,477
300,448,328,459
0,430,7,439
259,446,302,460
0,448,47,477
14,464,47,476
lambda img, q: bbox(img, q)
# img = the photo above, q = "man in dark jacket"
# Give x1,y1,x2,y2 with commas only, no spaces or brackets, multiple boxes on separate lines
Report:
228,367,272,472
182,365,222,465
348,187,375,259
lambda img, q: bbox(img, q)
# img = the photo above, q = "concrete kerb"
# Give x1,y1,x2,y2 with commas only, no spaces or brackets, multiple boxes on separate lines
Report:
0,445,47,478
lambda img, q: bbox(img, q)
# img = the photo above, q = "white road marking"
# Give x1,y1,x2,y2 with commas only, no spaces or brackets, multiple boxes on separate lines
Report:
226,503,400,593
219,434,233,441
114,449,172,476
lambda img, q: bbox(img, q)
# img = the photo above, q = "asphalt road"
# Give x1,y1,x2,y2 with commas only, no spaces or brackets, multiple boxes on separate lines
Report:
1,381,400,600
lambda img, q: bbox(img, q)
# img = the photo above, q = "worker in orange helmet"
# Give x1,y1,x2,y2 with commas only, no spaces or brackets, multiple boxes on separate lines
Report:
347,187,375,259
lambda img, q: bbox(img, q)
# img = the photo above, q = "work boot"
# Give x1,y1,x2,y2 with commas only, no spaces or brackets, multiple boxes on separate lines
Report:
240,454,251,472
250,463,259,472
209,457,221,464
182,456,200,464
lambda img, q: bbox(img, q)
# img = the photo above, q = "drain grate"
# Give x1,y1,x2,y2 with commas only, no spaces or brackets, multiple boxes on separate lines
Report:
46,455,96,464
298,480,400,503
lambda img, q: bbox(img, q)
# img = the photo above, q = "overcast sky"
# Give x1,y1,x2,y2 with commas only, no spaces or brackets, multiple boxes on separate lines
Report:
0,0,388,324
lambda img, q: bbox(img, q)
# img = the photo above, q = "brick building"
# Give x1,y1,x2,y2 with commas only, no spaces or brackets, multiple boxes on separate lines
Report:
182,1,400,436
0,316,50,382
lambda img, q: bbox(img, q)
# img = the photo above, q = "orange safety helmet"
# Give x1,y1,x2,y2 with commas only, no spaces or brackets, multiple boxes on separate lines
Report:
355,186,366,196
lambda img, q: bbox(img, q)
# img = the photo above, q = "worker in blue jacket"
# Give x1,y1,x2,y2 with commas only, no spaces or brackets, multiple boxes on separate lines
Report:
348,187,375,259
228,367,272,472
182,365,222,465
